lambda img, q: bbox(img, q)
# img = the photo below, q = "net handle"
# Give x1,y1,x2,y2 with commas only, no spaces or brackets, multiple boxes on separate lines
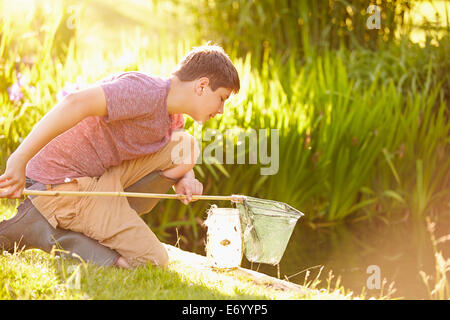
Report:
21,189,247,203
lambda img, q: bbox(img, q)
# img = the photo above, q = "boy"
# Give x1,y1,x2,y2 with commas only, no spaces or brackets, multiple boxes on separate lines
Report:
0,44,240,268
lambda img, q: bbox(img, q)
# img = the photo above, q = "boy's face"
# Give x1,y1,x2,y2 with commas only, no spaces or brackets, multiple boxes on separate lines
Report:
192,79,232,124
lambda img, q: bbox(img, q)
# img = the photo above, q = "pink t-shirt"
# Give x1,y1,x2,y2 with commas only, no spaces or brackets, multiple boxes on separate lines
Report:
26,71,185,185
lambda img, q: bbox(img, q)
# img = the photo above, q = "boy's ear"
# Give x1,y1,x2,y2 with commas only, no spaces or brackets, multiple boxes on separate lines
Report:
195,77,210,95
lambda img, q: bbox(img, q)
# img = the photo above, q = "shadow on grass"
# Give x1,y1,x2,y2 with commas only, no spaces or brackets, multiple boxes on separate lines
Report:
53,255,274,300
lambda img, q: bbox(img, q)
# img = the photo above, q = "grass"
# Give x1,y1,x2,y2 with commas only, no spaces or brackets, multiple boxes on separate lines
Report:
1,250,286,300
420,216,450,299
0,250,349,300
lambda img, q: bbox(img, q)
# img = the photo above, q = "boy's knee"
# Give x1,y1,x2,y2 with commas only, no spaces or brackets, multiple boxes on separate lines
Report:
145,245,169,269
155,247,170,268
132,244,169,269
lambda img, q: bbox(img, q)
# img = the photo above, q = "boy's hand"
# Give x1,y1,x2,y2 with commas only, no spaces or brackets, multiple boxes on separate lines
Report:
0,154,27,199
173,177,203,205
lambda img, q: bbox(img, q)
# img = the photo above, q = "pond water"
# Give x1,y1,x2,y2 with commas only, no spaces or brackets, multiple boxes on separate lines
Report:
237,214,450,299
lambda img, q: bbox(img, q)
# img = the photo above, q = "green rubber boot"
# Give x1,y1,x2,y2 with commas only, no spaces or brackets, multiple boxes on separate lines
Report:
125,170,179,215
0,197,120,266
0,170,179,266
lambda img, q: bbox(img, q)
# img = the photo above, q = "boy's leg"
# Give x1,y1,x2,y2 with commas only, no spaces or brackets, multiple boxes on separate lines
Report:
29,131,199,268
0,192,120,266
71,131,198,267
119,130,199,189
124,170,179,215
0,170,178,266
122,130,200,214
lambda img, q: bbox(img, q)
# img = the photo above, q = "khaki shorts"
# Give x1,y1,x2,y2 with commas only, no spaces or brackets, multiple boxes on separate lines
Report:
30,131,192,268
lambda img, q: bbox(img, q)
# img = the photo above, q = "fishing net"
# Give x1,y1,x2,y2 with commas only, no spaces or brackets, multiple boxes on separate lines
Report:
233,196,304,265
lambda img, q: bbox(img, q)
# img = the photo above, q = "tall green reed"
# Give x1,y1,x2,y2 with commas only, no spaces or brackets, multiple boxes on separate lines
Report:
180,43,449,230
192,0,413,64
1,2,70,164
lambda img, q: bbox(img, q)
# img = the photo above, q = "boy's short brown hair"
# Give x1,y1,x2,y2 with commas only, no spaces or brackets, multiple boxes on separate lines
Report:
172,44,240,94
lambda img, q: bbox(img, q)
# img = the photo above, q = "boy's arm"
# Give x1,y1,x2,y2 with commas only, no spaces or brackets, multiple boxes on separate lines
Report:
0,86,108,198
182,169,195,180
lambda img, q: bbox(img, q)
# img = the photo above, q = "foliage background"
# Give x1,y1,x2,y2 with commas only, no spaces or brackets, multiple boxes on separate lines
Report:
0,0,449,252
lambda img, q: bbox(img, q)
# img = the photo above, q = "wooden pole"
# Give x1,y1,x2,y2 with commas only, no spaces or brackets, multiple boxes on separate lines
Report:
21,189,246,203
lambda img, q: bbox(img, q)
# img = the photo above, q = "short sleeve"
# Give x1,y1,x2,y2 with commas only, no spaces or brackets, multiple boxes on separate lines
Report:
100,73,160,122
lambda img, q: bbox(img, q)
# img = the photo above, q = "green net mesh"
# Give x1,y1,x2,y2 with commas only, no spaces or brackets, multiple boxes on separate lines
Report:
233,196,304,265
